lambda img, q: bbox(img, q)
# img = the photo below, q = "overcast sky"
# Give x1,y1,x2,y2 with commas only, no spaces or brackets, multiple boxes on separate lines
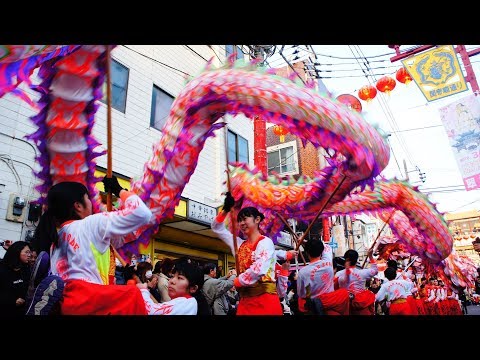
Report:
268,45,480,214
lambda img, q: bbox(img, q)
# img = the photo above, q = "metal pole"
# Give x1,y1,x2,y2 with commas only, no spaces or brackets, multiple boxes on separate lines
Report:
403,159,409,182
292,218,300,273
389,45,436,63
456,45,480,94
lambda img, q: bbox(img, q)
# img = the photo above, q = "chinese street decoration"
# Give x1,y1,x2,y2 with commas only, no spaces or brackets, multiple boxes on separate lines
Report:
402,45,467,102
358,85,377,102
376,75,396,95
396,67,413,85
273,124,289,142
336,94,362,113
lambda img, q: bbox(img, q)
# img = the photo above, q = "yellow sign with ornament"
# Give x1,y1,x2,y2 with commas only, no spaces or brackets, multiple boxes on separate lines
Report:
94,168,187,217
401,45,468,102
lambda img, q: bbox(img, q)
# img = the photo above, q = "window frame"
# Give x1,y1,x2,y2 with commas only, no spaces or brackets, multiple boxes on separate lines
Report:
267,140,299,176
101,59,129,113
225,45,244,60
150,84,175,131
227,129,249,164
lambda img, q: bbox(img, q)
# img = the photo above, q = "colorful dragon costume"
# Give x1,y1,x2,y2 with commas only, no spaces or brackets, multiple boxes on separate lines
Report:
375,234,476,290
0,45,453,265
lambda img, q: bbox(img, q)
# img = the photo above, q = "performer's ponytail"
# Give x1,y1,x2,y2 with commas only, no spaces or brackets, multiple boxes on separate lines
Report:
33,209,59,251
33,181,89,252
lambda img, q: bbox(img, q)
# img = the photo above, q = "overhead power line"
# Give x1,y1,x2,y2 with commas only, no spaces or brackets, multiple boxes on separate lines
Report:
451,198,480,212
390,125,444,133
185,45,209,62
121,45,191,77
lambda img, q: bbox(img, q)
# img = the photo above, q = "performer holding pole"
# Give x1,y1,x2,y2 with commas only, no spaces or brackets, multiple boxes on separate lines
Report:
211,192,283,315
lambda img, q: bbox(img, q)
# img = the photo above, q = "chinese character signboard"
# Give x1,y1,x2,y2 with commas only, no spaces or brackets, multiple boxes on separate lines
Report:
402,45,467,102
439,94,480,190
187,200,217,225
276,231,293,248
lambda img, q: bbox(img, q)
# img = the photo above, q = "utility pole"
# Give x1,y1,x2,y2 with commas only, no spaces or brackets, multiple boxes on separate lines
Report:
404,159,426,184
403,159,409,182
247,45,276,175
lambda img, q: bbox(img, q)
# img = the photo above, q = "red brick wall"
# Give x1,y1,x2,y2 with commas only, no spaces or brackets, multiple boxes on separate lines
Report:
266,62,320,178
298,141,320,178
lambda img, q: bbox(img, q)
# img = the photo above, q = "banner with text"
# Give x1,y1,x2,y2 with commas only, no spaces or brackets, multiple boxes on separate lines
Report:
402,45,467,102
439,94,480,190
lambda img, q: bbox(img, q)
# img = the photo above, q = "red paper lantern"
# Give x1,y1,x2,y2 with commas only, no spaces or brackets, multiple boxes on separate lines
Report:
336,94,362,113
376,76,396,95
273,125,289,142
357,85,377,102
396,67,412,85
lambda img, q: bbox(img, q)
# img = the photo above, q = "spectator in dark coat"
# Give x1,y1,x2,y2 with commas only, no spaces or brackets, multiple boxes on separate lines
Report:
0,241,32,317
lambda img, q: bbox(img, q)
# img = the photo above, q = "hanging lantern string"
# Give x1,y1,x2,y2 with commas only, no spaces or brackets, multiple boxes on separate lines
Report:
342,67,409,101
376,75,397,95
396,67,413,85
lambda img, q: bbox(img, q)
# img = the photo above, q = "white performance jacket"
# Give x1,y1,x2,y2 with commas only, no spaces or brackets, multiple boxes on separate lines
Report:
140,289,197,315
336,262,378,294
50,193,152,285
375,279,412,302
211,217,277,287
297,243,334,299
